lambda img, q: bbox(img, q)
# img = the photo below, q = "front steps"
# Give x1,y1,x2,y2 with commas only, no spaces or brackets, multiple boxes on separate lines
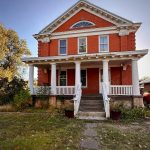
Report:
77,111,106,120
76,95,106,120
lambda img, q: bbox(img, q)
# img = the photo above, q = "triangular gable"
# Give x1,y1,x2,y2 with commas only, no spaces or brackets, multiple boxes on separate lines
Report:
53,9,115,33
37,0,134,36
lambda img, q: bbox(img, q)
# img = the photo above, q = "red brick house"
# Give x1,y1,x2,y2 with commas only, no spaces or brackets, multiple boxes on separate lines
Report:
23,0,148,119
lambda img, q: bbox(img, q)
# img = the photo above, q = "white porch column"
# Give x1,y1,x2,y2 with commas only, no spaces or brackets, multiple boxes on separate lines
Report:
51,63,56,95
29,64,34,94
75,61,81,87
132,59,140,95
102,60,109,94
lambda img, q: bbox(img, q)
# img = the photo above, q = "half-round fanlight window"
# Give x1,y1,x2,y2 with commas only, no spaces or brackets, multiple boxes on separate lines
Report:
71,20,95,29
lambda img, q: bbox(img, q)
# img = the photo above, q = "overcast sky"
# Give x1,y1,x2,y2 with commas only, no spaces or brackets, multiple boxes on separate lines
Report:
0,0,149,79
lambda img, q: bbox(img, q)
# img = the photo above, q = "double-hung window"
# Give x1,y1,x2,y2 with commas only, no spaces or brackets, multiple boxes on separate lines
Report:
81,70,87,87
100,35,109,52
78,37,87,53
59,39,67,55
60,71,67,86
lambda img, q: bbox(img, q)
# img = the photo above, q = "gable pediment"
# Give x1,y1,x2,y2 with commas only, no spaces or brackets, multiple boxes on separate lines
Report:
34,0,140,39
53,9,115,33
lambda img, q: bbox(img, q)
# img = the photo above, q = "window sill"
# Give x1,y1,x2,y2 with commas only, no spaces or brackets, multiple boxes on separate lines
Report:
59,54,67,56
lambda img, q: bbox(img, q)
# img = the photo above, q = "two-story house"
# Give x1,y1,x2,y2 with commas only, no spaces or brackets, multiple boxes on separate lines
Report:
23,0,148,119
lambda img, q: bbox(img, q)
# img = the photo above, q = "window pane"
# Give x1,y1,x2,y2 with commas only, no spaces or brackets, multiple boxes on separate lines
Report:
60,79,66,86
60,40,66,54
100,36,108,44
79,38,86,46
100,44,108,52
60,47,66,54
60,71,66,86
79,46,86,52
81,70,86,86
60,71,66,76
79,38,86,53
73,21,93,28
60,40,66,47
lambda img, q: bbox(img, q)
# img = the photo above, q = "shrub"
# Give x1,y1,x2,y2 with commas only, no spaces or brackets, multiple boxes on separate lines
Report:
121,107,146,120
13,89,31,110
0,77,27,104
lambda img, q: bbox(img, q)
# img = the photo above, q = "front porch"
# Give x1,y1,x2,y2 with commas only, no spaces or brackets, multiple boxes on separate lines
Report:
29,59,137,97
23,50,147,118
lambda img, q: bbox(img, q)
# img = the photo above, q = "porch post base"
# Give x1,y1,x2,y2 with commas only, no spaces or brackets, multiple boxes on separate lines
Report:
49,96,57,107
132,96,144,108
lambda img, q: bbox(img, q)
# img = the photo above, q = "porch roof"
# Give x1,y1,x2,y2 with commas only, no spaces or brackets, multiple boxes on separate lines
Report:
22,49,148,65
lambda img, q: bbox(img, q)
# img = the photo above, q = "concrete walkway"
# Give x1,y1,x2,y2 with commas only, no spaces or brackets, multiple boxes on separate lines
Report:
80,123,100,150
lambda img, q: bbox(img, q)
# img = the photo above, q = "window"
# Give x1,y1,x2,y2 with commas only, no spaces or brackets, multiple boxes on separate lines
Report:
71,21,94,29
100,35,109,52
81,70,87,87
60,71,67,86
78,37,87,53
59,39,67,55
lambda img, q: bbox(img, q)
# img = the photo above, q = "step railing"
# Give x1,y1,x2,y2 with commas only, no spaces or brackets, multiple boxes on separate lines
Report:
101,82,110,118
73,83,82,116
110,85,133,95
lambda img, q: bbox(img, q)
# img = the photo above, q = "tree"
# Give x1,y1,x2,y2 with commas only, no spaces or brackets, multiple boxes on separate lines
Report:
0,24,31,81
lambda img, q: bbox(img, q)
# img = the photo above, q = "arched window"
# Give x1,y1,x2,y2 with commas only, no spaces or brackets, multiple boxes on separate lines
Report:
71,21,95,29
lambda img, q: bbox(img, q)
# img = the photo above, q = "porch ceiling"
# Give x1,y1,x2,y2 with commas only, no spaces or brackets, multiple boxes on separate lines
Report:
22,49,148,66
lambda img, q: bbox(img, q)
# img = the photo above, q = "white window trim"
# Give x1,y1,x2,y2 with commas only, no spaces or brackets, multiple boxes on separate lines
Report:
99,35,109,52
81,69,87,88
78,37,87,54
59,70,67,86
59,39,67,55
70,20,95,29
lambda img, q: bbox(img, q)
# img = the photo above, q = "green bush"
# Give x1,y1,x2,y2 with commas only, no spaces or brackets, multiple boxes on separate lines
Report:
121,107,146,120
0,77,27,104
14,89,31,110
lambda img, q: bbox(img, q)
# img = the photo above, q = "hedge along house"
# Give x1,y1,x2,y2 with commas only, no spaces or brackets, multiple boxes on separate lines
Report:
22,0,148,119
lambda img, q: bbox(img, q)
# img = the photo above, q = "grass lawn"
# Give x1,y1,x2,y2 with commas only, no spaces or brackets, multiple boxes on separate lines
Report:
0,113,150,150
0,113,84,150
97,120,150,150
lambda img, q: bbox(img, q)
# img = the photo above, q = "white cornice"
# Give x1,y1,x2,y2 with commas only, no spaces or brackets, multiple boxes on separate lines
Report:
22,49,148,65
35,26,138,40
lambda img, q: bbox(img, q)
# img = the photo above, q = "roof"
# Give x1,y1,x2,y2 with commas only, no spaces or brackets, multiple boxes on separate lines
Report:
34,0,141,39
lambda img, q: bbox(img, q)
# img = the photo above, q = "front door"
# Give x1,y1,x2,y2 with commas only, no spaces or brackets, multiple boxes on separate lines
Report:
82,68,99,95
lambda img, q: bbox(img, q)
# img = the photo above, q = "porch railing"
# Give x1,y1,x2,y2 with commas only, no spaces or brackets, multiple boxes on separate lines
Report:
33,86,51,95
109,85,133,95
56,86,75,95
33,86,75,95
